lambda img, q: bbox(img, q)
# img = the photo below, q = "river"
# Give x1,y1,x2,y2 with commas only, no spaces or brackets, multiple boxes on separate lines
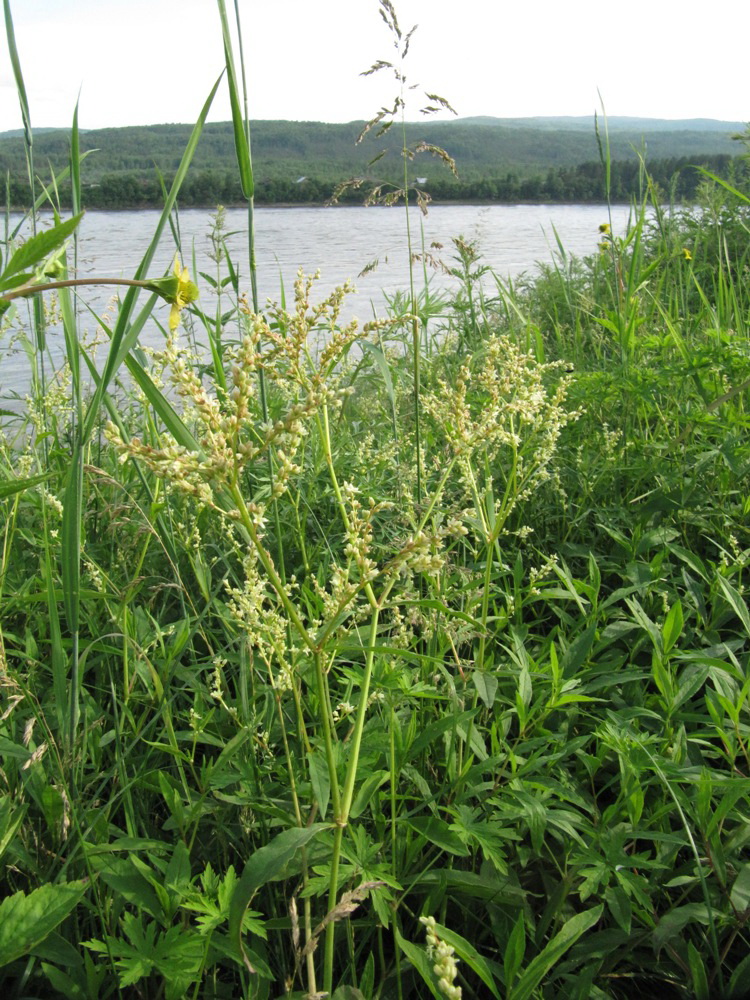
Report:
2,203,634,401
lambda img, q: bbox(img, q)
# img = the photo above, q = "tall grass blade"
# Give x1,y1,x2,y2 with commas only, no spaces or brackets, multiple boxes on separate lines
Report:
216,0,253,201
2,0,32,148
81,75,221,441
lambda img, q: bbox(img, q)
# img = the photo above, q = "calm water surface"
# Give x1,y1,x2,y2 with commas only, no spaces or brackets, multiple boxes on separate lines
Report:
3,203,633,399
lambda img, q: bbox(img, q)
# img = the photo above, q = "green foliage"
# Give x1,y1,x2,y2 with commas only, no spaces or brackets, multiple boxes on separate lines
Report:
3,3,750,998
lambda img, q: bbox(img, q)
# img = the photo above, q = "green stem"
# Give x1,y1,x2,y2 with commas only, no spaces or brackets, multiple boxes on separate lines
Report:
323,602,381,995
2,275,154,302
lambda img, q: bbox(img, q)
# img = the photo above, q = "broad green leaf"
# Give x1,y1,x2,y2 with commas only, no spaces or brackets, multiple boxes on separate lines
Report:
504,911,526,989
433,920,500,997
560,624,596,676
0,213,83,291
350,769,389,819
625,597,662,653
653,903,710,952
730,864,750,911
92,856,162,920
473,670,499,708
307,748,331,820
360,952,375,997
605,886,631,934
407,816,469,856
395,928,443,1000
229,823,329,971
508,906,602,1000
406,710,477,760
0,881,86,967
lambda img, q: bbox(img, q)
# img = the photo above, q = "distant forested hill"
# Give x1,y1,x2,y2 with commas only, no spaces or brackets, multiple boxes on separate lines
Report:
0,117,746,208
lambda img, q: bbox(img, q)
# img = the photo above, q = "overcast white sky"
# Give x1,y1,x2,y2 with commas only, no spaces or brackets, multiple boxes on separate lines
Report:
1,0,747,132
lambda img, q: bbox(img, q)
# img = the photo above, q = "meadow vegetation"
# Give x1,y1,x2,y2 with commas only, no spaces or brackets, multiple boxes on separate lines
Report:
2,1,750,998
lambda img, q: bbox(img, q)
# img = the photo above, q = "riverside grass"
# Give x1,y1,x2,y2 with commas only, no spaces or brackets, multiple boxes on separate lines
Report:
3,12,750,1000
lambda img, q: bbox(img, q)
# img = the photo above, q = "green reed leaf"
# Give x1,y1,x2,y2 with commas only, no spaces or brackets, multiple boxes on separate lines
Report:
217,0,253,199
2,0,31,148
0,471,49,498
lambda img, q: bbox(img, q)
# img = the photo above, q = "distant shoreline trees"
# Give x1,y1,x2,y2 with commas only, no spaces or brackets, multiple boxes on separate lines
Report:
5,155,747,210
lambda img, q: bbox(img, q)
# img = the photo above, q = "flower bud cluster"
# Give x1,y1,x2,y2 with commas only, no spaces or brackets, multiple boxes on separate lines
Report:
419,916,462,999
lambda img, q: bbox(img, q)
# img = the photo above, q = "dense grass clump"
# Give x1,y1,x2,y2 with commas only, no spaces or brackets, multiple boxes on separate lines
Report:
3,171,750,999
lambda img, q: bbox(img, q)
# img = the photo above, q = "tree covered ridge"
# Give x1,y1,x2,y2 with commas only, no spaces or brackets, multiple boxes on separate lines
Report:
1,118,746,208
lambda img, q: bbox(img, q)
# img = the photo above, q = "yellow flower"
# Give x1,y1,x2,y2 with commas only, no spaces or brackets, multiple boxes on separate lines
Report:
682,247,692,261
145,255,199,331
168,255,199,331
599,223,610,234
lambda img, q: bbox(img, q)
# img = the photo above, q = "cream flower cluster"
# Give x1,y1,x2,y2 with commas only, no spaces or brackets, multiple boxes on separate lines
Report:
420,916,462,999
